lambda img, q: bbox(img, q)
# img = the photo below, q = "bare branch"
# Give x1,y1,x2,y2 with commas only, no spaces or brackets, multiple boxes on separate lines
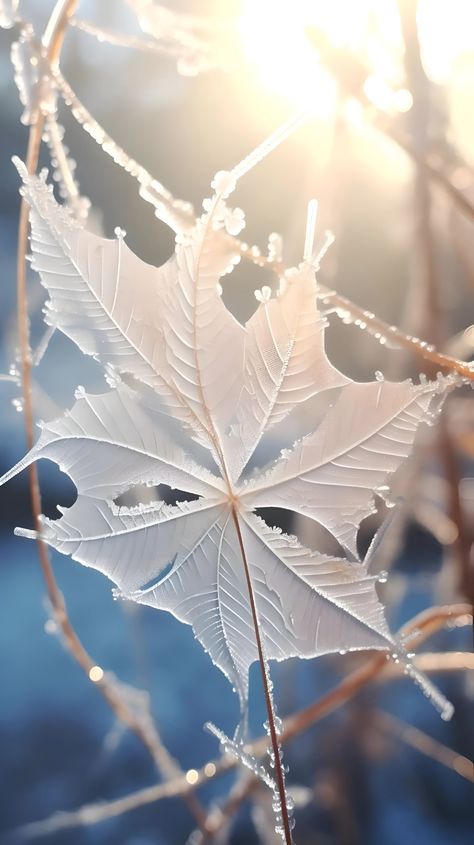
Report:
9,604,470,841
376,710,474,782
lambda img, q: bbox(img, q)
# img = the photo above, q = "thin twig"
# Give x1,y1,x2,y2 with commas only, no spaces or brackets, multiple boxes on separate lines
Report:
376,710,474,782
53,66,196,233
17,0,76,640
383,651,474,675
69,17,186,56
8,604,470,841
317,285,474,380
190,773,258,845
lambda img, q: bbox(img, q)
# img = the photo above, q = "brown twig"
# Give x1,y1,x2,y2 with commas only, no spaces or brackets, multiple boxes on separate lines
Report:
318,285,474,379
191,773,259,845
9,604,470,841
14,1,206,830
376,710,474,782
16,0,77,632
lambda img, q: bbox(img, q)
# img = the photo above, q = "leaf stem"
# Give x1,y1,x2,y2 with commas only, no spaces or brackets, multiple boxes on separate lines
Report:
230,506,293,845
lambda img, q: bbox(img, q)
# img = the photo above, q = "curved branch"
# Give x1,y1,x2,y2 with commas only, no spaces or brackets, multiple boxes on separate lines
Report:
14,1,206,830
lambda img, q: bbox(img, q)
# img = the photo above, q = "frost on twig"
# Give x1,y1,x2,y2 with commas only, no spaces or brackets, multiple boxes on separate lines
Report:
43,117,90,221
11,24,57,125
206,722,277,792
126,0,236,76
5,605,470,842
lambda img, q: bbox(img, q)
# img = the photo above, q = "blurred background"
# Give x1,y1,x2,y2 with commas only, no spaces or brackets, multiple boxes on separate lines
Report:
0,1,473,843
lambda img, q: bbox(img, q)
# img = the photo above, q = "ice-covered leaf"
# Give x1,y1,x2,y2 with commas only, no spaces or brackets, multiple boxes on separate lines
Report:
231,263,349,478
244,378,448,556
4,164,456,722
0,382,223,499
14,160,243,456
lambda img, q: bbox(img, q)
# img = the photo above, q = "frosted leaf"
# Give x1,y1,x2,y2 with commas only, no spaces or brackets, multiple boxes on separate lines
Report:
14,160,243,459
17,497,226,595
0,382,224,500
244,378,453,556
239,513,394,660
231,262,350,478
4,163,455,724
162,215,244,451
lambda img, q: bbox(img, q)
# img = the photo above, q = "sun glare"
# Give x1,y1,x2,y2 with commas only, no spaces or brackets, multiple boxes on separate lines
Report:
238,0,408,116
239,0,338,116
239,0,474,116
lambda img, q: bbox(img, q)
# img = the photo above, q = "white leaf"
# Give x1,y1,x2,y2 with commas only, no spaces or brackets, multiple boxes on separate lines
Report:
111,509,395,708
23,497,226,593
240,512,393,659
6,164,455,721
244,379,446,556
16,161,244,453
162,222,245,448
0,382,223,499
232,263,349,478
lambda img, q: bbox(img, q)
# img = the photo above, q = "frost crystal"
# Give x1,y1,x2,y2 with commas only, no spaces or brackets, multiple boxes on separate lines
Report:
1,162,455,725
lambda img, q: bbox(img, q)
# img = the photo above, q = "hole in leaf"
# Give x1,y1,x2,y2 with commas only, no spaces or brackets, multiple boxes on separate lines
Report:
156,484,200,507
115,485,159,508
115,483,200,509
255,507,295,537
38,461,77,520
255,508,348,557
139,558,176,592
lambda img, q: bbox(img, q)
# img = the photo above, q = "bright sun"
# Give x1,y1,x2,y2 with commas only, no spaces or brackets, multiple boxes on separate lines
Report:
239,0,474,115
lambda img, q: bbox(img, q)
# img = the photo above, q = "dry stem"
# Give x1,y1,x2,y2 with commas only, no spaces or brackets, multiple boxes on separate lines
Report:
14,0,206,829
376,711,474,782
9,604,471,841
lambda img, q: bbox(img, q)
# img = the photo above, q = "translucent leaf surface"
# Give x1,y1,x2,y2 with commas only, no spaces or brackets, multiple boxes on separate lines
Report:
231,263,349,478
244,379,447,556
5,164,455,720
15,162,242,453
0,382,223,499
